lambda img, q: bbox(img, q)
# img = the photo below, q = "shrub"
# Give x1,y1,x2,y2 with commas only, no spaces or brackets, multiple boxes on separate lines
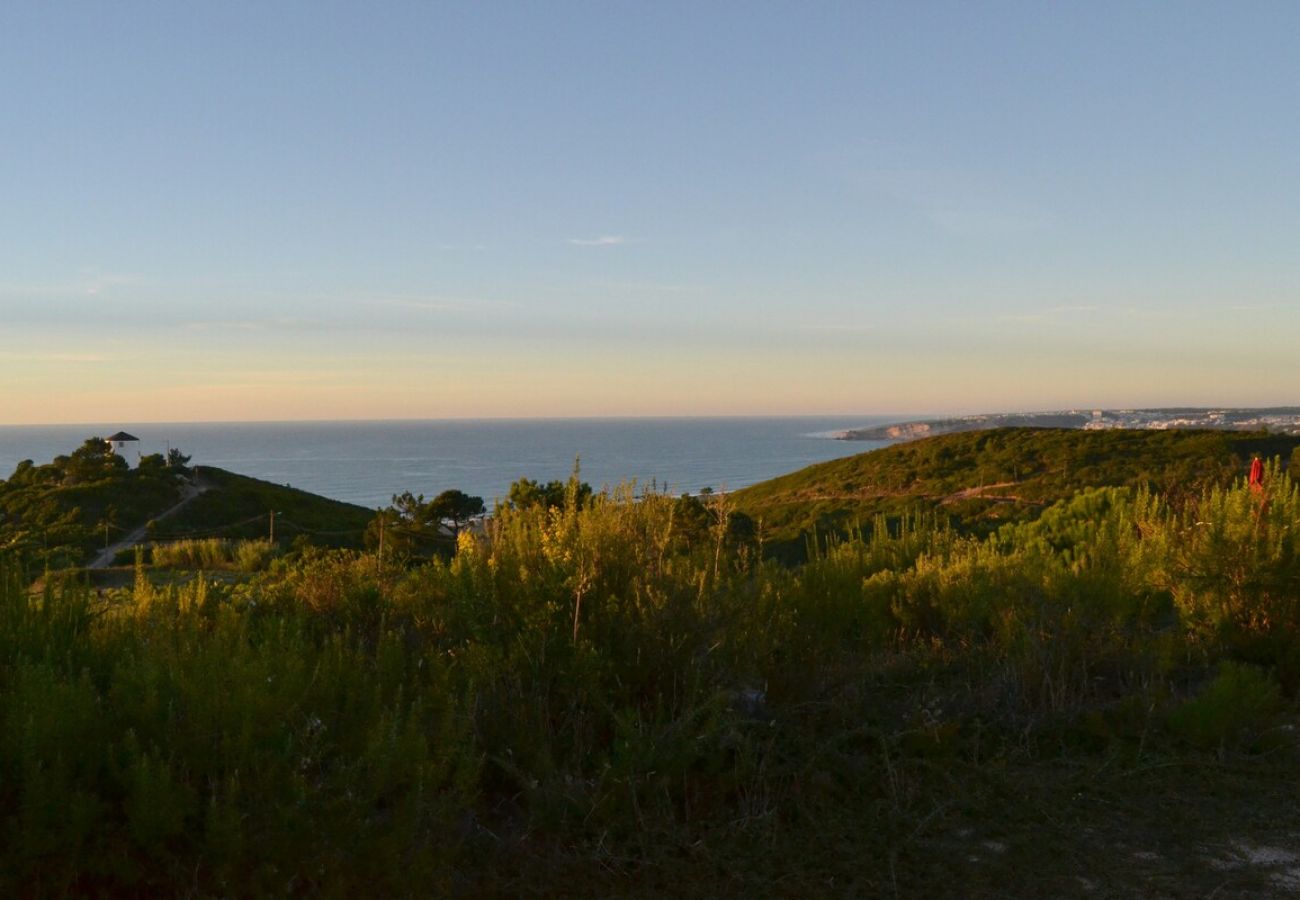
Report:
1167,662,1284,749
233,539,277,572
151,538,232,570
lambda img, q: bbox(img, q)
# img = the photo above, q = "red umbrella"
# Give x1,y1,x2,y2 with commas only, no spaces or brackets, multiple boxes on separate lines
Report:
1249,457,1265,493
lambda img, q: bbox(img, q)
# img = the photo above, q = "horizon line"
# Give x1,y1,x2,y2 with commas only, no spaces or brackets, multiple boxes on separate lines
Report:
4,404,1299,430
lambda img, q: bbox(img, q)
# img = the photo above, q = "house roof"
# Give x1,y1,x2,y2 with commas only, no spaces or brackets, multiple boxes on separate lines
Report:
105,431,140,442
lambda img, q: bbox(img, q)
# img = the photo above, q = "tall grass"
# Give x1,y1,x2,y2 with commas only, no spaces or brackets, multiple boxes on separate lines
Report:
1,469,1298,893
150,538,279,572
0,562,475,895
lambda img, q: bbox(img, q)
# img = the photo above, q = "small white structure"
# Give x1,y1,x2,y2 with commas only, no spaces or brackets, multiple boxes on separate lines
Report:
105,431,140,465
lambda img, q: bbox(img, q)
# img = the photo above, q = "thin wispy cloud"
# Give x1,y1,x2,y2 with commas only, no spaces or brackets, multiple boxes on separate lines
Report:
566,235,630,247
0,273,145,299
593,280,703,294
996,305,1098,324
0,351,110,363
850,166,1051,238
180,317,326,332
174,294,521,334
377,294,521,313
798,324,874,333
1121,307,1184,322
227,369,351,384
234,288,518,315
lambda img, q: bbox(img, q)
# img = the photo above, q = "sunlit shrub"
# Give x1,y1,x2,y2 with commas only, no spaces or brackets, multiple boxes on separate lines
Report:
232,538,277,572
151,537,232,570
1161,466,1300,648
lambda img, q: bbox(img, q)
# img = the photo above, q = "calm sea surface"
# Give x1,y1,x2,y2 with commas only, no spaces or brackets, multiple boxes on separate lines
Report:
0,418,898,509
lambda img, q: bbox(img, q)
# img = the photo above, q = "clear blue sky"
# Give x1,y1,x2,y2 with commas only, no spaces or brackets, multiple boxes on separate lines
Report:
2,2,1297,423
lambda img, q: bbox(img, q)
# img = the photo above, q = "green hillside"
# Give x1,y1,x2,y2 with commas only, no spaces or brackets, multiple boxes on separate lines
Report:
153,466,373,547
0,442,373,570
0,439,186,567
735,427,1300,555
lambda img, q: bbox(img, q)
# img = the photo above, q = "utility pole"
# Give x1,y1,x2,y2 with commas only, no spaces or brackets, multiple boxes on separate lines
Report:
269,510,276,544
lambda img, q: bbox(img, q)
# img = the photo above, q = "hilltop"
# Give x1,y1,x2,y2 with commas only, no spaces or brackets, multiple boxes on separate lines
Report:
0,439,372,570
734,427,1300,555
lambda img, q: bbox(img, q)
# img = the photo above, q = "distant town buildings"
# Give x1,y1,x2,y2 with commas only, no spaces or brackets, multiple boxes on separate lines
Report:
843,408,1300,442
1079,409,1300,434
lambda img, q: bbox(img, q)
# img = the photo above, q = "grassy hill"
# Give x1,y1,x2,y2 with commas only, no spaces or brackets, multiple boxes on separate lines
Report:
734,427,1300,556
0,439,187,567
152,466,373,548
0,441,374,571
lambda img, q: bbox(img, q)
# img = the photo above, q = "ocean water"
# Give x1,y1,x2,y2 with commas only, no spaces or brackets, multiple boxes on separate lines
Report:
0,417,897,509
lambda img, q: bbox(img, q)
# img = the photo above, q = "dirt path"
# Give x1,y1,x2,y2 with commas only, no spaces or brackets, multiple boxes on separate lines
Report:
940,480,1020,502
87,478,210,569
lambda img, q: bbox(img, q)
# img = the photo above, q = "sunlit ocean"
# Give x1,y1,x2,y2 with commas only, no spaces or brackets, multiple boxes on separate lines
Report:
0,418,897,509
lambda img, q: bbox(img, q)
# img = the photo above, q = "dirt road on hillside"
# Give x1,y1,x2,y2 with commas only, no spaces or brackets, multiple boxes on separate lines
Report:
86,478,210,569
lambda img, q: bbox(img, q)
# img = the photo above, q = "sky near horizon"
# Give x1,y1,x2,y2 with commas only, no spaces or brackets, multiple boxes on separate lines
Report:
2,2,1298,425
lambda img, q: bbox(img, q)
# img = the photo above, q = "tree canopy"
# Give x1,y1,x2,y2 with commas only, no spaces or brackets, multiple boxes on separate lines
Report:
366,488,485,558
507,476,593,511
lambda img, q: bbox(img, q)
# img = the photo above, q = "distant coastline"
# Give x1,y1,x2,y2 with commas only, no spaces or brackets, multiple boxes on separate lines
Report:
838,407,1300,441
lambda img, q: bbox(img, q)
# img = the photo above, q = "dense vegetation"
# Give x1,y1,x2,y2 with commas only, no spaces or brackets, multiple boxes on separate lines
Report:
0,439,187,567
734,427,1300,558
4,433,1300,896
363,488,488,559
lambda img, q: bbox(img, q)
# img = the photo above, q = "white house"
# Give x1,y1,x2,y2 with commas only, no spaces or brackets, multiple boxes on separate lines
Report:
104,431,140,465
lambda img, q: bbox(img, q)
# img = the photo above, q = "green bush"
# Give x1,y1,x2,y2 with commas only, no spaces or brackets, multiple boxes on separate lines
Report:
1168,661,1284,749
232,539,277,572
